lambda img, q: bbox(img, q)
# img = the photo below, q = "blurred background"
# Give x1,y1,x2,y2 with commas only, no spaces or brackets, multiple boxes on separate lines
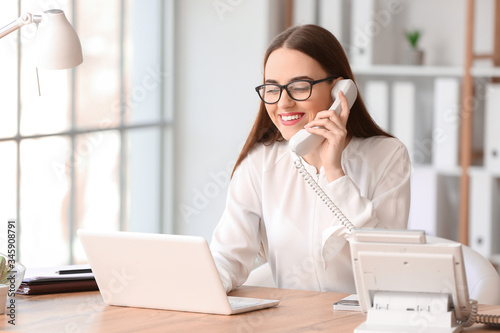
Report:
0,0,498,272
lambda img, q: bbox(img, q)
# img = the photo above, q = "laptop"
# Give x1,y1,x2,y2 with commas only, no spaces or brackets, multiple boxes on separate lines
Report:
78,230,279,315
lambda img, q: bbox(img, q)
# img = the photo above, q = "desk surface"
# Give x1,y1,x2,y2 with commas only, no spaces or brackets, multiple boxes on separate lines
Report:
2,286,499,332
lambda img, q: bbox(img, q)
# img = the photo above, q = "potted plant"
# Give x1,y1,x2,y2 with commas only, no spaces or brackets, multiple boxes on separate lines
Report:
402,29,424,65
0,254,25,315
0,256,12,315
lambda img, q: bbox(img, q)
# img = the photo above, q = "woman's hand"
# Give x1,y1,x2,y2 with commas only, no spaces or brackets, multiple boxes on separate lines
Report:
304,91,350,182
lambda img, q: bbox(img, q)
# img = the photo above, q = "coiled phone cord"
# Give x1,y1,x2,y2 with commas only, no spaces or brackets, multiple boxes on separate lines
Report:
293,155,355,233
459,299,500,329
461,299,478,327
476,312,500,328
464,299,500,328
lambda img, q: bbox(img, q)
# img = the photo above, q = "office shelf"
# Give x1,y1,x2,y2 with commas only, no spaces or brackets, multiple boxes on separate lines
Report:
353,65,500,78
347,0,500,258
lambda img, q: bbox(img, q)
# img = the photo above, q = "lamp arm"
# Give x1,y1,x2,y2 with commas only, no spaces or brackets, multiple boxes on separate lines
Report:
0,12,42,39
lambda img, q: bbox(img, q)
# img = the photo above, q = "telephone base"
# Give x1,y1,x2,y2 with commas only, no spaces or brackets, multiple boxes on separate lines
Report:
354,292,463,333
354,322,462,333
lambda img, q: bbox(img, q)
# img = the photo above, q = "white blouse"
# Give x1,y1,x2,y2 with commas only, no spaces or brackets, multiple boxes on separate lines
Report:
210,136,411,293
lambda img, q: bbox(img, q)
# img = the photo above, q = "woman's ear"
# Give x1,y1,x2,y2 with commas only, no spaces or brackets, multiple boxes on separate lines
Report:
331,77,344,87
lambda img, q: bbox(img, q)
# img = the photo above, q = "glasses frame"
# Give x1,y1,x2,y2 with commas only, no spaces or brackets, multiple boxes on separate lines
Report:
255,76,338,104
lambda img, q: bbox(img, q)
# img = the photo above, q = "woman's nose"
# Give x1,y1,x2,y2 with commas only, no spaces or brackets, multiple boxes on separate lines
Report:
278,89,295,108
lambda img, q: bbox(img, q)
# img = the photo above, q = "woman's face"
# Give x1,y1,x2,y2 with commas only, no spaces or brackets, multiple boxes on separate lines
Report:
264,48,335,141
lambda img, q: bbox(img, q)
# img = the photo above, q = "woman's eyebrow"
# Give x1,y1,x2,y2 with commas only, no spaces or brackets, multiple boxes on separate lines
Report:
264,76,314,84
290,75,314,81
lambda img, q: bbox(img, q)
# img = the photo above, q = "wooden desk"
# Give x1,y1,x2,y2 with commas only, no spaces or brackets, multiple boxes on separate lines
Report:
2,286,499,332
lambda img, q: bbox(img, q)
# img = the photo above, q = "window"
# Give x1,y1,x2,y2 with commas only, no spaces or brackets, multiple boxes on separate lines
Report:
0,0,174,267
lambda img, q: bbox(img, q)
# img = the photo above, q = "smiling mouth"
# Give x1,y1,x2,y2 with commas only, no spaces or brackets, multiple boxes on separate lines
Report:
279,113,304,126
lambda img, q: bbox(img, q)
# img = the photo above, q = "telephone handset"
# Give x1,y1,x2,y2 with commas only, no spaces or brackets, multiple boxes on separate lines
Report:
289,79,358,157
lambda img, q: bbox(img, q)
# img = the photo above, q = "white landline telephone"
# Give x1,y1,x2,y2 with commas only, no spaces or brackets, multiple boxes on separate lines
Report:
287,79,500,332
289,79,358,157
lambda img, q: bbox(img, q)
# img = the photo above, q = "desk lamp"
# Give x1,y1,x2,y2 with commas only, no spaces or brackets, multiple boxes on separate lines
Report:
0,9,83,69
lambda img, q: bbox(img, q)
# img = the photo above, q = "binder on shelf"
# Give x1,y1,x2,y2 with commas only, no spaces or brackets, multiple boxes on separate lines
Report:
391,81,415,162
292,0,318,26
318,0,346,44
349,0,401,66
407,166,437,236
364,80,389,131
432,78,460,169
485,84,500,172
435,174,460,241
469,169,500,258
349,0,374,66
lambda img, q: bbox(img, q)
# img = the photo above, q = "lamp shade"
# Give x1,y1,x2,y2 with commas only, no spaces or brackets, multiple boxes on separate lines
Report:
35,9,83,70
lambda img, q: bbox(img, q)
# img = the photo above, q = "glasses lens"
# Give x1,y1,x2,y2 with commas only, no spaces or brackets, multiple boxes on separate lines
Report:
287,81,311,101
259,85,281,104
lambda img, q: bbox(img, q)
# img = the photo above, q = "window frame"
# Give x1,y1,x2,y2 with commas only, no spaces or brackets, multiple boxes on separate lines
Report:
0,0,175,265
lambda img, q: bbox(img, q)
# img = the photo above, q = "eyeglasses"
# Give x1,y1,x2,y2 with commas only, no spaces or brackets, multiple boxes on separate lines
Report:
255,77,337,104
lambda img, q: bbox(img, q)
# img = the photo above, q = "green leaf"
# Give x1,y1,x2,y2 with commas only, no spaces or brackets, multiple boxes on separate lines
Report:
0,256,13,285
405,30,421,49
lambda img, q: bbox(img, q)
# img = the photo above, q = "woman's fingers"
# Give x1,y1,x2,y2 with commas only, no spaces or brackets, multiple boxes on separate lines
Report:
338,91,351,123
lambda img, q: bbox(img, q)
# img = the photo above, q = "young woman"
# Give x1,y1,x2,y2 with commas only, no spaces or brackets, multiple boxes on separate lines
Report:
210,24,411,293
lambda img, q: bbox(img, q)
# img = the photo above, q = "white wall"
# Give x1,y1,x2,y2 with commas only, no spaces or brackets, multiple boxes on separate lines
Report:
173,0,283,240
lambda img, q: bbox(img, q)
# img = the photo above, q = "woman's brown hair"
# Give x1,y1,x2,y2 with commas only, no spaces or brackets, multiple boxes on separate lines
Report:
232,24,392,177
